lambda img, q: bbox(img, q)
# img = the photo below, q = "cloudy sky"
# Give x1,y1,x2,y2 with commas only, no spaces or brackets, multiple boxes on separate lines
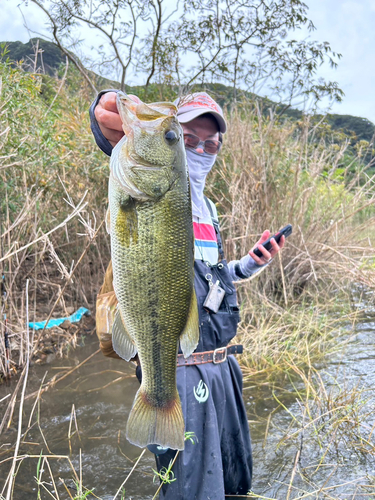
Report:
1,0,374,123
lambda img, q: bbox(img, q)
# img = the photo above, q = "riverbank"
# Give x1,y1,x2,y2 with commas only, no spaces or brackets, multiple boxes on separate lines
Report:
1,59,375,499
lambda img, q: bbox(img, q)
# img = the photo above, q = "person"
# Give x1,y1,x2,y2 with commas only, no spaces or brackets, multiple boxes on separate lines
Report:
90,90,284,499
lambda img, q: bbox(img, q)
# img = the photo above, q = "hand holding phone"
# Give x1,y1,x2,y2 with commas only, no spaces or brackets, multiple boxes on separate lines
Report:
252,224,292,258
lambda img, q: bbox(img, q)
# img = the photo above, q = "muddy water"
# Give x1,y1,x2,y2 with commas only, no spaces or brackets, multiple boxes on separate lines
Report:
1,313,375,499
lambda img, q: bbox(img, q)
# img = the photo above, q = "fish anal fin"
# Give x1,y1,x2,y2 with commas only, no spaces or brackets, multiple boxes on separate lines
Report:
126,388,185,450
180,289,200,358
112,309,137,361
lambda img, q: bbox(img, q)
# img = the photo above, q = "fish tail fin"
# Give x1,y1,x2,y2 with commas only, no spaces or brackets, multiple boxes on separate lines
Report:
126,388,185,450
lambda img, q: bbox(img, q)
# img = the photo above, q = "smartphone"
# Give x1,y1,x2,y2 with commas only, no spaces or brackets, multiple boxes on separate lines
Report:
253,224,293,258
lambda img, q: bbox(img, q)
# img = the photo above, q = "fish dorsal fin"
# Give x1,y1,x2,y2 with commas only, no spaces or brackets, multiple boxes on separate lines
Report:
112,308,138,361
180,288,200,358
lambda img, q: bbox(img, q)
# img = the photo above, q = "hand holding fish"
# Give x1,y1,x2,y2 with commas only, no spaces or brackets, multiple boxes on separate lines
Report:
95,92,142,146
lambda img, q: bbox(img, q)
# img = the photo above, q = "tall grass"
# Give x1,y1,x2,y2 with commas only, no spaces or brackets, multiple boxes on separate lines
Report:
0,60,109,379
206,104,375,375
1,58,375,380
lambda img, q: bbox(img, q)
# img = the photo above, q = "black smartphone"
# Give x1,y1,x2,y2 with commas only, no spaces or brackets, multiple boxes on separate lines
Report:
253,224,293,258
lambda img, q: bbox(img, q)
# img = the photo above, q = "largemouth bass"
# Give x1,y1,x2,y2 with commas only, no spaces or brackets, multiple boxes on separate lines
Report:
108,93,199,450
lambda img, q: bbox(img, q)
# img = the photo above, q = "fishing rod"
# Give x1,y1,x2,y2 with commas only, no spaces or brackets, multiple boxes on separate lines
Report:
0,214,10,380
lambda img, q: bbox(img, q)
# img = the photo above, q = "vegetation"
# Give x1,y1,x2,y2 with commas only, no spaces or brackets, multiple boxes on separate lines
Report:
204,101,375,376
3,37,374,158
1,51,375,377
0,38,66,75
1,42,375,497
0,57,109,379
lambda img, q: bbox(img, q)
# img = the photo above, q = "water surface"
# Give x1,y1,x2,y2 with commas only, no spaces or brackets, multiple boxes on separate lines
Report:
1,315,375,499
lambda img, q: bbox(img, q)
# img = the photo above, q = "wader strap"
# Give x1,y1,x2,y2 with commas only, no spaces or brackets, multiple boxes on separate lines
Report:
204,196,225,259
177,344,243,366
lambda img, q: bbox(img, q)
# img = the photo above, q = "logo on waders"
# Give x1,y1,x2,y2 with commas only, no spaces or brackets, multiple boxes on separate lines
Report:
193,380,209,403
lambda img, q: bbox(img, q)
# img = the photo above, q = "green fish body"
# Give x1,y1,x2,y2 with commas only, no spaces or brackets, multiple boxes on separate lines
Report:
108,93,199,450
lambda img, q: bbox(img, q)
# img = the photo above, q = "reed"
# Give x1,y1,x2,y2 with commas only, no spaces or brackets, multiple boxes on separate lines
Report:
1,58,375,383
206,103,375,374
0,60,109,379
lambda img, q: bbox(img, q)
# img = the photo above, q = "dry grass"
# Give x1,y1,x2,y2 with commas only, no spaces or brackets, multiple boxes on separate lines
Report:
0,61,109,380
206,104,375,374
209,105,375,293
245,363,375,499
1,61,375,498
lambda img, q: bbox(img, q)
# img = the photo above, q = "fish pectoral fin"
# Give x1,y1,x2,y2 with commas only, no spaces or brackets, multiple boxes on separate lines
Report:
112,309,138,361
180,288,200,359
105,207,111,234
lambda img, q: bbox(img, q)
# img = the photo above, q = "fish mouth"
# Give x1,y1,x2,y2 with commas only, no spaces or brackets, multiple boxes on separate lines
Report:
116,92,177,134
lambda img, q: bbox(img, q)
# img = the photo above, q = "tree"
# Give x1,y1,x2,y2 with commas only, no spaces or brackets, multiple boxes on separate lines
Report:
27,0,343,107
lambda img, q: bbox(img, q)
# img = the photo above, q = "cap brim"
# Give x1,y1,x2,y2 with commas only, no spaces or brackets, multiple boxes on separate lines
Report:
177,108,227,133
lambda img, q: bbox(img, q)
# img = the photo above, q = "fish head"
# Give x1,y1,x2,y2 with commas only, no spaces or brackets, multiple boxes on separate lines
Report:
113,92,186,200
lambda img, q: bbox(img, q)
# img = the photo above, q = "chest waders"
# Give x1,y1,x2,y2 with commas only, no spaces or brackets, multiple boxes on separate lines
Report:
155,200,253,500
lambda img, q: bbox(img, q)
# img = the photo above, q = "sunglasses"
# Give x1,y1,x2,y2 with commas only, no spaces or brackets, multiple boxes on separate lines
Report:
183,133,222,155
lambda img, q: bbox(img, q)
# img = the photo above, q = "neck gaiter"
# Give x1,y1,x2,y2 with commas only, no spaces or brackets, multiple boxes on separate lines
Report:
186,148,216,219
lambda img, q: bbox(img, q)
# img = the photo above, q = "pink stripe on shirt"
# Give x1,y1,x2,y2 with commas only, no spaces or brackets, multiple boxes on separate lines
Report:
193,222,217,242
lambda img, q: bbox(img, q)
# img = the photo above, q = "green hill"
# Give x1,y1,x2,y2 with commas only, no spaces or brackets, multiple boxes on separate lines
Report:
2,38,374,148
325,114,375,143
1,38,66,75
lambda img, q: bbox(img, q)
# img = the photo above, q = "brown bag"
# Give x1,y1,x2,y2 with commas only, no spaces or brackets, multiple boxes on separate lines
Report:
95,261,122,359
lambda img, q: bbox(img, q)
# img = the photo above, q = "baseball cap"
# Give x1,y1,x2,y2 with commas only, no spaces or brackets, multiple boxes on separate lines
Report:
175,92,227,133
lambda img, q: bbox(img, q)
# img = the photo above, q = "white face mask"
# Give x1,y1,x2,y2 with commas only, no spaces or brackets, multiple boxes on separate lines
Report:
186,148,216,218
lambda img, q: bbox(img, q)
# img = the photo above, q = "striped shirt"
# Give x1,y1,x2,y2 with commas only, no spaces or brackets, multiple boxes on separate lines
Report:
193,199,267,280
193,201,219,264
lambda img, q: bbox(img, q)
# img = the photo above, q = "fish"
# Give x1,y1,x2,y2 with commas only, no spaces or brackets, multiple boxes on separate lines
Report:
107,92,200,450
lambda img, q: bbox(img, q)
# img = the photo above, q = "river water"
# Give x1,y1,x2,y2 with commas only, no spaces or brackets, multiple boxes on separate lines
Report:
1,311,375,499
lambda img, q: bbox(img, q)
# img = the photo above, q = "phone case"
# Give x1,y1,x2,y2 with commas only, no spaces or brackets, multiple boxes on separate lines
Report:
253,224,293,258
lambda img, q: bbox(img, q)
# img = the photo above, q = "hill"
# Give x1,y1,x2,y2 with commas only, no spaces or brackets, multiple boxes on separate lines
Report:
1,38,374,147
1,38,66,75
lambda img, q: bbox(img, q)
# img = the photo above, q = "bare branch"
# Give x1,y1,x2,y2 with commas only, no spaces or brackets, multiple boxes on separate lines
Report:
30,0,98,94
145,0,163,87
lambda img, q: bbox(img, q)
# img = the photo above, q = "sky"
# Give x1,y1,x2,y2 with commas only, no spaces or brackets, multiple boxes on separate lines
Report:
1,0,374,123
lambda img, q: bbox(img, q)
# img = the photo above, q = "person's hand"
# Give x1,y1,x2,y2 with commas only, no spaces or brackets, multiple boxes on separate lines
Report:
248,230,285,266
95,92,124,147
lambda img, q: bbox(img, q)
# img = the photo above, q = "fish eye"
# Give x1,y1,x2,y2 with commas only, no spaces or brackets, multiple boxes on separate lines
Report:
164,130,179,145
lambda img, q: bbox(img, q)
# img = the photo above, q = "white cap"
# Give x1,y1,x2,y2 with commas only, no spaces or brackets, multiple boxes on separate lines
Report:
175,92,227,133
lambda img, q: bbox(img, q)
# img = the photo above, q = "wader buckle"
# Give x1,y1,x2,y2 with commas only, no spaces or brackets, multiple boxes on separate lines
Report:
213,347,227,364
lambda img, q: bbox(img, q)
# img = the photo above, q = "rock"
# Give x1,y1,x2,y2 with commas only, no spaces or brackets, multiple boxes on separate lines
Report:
66,306,75,315
60,319,71,330
45,353,56,364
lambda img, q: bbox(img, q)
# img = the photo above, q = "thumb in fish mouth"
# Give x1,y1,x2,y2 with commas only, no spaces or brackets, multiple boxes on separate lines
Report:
116,92,178,135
